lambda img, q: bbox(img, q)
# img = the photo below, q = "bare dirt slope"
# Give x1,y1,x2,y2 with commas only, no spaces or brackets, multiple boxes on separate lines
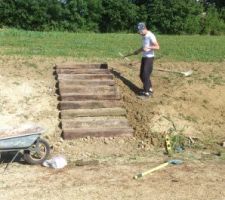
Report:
0,56,225,200
112,61,225,143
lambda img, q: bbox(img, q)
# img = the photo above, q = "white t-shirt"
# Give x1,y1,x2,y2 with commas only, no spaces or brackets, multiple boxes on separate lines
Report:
142,31,157,58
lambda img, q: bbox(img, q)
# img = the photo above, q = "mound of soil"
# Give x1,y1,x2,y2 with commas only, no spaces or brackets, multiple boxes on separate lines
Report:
110,60,225,145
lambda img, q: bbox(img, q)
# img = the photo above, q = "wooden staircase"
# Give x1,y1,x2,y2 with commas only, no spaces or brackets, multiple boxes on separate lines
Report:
55,63,133,140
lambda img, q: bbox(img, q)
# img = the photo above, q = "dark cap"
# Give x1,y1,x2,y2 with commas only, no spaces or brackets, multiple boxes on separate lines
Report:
137,22,146,33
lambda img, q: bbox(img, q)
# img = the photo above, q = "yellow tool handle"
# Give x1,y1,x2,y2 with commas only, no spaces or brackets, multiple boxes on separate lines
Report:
165,135,172,156
133,162,169,179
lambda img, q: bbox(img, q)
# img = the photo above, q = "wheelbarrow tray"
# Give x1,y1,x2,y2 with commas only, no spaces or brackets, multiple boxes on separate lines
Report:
0,125,45,150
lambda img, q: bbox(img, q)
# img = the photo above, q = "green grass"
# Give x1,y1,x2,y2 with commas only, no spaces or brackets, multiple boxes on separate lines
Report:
1,28,225,62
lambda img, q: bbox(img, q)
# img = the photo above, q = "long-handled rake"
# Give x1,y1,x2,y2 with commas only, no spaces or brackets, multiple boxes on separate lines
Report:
118,52,193,77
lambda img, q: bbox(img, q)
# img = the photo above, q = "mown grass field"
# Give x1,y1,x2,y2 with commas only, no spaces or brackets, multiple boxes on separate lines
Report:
0,28,225,62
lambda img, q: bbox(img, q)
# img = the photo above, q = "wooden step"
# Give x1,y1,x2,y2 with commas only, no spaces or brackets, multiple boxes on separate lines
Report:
58,85,116,94
56,68,110,74
60,108,126,118
60,93,121,101
57,74,113,80
58,100,123,110
55,62,134,140
62,127,133,139
62,117,130,129
58,80,115,86
55,63,108,69
59,89,117,96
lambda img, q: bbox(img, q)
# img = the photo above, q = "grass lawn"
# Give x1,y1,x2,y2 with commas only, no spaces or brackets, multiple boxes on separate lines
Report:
0,28,225,62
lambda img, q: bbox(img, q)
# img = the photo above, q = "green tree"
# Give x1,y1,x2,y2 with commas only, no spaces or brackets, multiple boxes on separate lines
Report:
220,7,225,21
0,0,16,27
100,0,143,32
86,0,103,32
147,0,203,34
203,0,225,9
201,5,225,35
62,0,88,31
0,0,224,34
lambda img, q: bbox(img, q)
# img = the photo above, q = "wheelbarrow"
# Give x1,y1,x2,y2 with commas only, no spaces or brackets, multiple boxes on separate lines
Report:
0,124,50,171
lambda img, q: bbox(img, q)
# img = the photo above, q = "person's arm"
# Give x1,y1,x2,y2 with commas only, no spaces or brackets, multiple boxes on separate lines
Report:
149,40,160,50
143,39,160,52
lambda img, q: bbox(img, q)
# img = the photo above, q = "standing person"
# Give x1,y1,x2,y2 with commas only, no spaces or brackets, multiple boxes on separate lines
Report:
125,22,160,98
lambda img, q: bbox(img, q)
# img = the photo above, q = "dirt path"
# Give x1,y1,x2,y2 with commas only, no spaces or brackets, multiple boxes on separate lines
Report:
1,149,225,200
0,56,225,200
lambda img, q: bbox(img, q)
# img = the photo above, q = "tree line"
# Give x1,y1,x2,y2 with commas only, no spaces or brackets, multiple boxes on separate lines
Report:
0,0,224,34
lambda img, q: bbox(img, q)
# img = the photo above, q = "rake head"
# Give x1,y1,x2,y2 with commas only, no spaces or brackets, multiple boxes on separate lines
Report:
181,70,193,77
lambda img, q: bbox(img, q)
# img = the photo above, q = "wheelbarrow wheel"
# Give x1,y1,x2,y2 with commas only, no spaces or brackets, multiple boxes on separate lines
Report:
24,138,50,165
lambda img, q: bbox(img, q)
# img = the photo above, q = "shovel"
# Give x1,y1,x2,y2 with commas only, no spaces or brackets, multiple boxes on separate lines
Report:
133,159,183,179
